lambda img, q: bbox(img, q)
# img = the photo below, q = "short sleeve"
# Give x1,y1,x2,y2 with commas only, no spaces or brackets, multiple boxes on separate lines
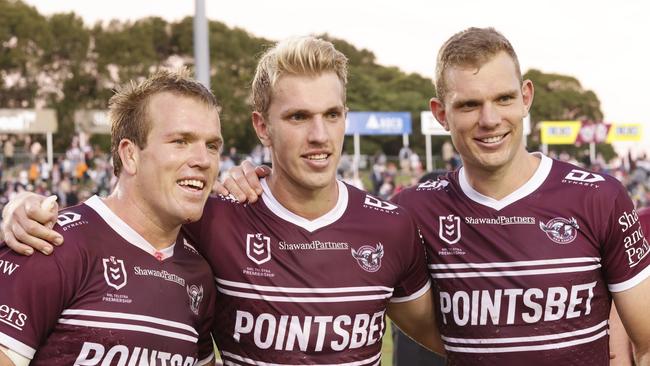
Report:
389,214,431,303
0,241,81,359
601,183,650,292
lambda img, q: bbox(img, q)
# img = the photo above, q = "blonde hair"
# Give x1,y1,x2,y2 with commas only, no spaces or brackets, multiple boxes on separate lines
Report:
251,36,348,115
435,27,522,102
109,67,219,176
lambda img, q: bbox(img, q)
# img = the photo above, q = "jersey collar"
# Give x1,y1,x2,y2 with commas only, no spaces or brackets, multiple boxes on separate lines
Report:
260,178,348,232
458,152,552,211
85,195,175,260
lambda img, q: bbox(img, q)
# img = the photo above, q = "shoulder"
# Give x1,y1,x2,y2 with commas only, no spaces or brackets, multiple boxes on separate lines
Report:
547,158,625,196
392,170,457,206
343,182,416,229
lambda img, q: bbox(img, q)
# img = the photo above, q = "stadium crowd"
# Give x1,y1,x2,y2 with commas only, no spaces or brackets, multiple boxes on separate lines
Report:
2,133,650,223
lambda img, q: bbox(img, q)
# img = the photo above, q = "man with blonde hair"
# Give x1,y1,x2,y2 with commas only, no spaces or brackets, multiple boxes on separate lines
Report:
2,36,443,365
0,68,221,365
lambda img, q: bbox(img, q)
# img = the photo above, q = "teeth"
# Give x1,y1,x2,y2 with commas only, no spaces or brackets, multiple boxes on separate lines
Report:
480,135,504,143
306,154,327,160
178,179,204,189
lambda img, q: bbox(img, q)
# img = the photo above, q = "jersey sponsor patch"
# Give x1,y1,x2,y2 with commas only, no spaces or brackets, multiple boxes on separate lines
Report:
74,342,201,365
351,244,384,272
0,260,20,277
57,211,89,230
417,179,450,191
363,195,399,214
539,217,579,244
103,256,128,290
618,209,650,267
246,233,271,265
0,304,28,330
562,169,604,188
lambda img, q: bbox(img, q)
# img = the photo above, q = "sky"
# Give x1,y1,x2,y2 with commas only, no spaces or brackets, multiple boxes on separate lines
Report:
22,0,650,152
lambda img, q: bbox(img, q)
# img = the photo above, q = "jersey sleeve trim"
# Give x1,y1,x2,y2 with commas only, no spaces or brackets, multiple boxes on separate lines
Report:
196,353,215,366
389,280,431,303
608,264,650,292
0,333,36,359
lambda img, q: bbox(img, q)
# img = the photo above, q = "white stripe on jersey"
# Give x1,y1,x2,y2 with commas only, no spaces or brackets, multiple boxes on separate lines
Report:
444,330,607,354
61,309,198,335
217,288,393,303
390,281,431,303
221,350,382,365
430,264,601,279
429,257,601,270
57,319,198,343
608,263,650,292
0,333,36,359
216,278,393,294
441,320,607,344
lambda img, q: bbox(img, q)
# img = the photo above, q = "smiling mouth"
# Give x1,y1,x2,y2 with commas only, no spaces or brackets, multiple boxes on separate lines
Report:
177,179,205,191
305,153,329,161
478,133,508,144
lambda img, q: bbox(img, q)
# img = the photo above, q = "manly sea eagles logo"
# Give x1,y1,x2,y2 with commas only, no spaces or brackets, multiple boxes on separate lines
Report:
351,244,384,272
439,215,461,245
539,217,580,244
187,284,204,315
103,256,127,290
246,233,271,265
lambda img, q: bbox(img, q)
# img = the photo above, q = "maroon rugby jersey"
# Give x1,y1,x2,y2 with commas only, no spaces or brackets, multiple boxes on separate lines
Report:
186,179,430,365
392,153,650,366
0,195,216,365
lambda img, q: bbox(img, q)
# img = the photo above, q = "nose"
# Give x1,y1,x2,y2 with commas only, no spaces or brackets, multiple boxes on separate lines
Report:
308,115,328,144
478,103,501,129
188,143,213,170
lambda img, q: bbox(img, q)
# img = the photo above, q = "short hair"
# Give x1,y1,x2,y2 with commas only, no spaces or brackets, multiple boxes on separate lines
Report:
435,27,522,102
251,36,348,116
109,67,219,177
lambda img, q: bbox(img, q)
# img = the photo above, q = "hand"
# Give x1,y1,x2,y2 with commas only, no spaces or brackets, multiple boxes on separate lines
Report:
1,192,62,256
220,160,271,203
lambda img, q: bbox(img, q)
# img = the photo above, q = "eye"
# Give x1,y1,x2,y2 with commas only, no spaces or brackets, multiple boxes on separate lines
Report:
326,111,342,119
497,95,514,104
207,142,221,152
173,139,188,145
290,112,308,121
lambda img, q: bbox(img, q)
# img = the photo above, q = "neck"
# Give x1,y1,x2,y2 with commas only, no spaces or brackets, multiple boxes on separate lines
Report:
103,184,180,250
265,176,339,220
462,152,541,200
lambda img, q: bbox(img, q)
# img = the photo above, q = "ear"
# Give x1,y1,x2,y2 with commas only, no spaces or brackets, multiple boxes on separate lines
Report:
117,138,139,175
429,97,450,131
252,111,271,147
521,79,535,115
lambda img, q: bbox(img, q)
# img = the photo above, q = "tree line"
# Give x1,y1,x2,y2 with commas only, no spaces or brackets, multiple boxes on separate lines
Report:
1,0,611,160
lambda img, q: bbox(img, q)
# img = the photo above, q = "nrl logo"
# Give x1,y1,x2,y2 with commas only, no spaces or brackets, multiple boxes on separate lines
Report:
186,284,204,315
539,217,579,244
439,215,461,245
103,256,127,290
351,244,384,272
246,233,271,265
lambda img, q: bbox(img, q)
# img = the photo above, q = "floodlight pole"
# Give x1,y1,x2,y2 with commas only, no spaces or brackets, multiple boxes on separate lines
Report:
194,0,210,89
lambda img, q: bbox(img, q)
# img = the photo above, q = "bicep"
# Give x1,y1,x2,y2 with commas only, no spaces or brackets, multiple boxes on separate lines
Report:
612,276,650,352
387,288,445,355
